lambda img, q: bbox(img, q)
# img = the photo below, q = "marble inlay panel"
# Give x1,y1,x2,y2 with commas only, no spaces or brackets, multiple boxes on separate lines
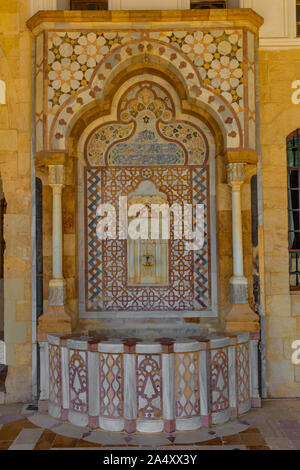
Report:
49,344,61,406
136,354,162,419
99,353,123,418
175,352,200,418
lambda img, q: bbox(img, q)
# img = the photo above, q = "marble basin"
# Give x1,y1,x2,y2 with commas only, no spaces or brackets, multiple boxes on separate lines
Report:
38,329,261,433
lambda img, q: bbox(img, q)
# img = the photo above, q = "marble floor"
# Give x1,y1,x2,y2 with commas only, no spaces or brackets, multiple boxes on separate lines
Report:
0,400,299,450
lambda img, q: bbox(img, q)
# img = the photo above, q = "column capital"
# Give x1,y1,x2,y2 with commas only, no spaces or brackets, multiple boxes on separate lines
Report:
227,162,245,186
48,164,65,187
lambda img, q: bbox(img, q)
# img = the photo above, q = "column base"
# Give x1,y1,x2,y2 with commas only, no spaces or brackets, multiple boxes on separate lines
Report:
38,400,48,413
225,303,260,333
37,305,72,341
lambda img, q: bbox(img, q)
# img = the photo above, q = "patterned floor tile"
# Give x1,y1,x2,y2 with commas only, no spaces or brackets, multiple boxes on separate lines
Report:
0,440,13,450
0,400,297,450
52,435,79,448
52,422,85,439
34,430,57,450
8,428,44,450
265,437,295,450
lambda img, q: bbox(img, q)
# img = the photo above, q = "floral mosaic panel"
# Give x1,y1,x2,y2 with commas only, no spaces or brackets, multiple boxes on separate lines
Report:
48,31,132,110
41,27,253,151
175,352,200,418
136,354,162,419
47,30,243,114
150,30,244,113
99,353,123,418
69,349,88,414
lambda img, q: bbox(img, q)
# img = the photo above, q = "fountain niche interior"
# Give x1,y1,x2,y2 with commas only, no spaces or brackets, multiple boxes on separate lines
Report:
39,76,260,433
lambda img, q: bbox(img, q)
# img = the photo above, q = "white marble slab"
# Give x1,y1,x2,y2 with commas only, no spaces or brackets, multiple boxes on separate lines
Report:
176,416,202,431
98,341,124,354
99,417,124,432
136,342,161,354
68,409,89,428
8,428,44,450
136,419,164,433
174,340,201,353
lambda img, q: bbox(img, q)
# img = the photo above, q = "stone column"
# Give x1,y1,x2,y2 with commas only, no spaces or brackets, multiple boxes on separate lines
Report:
226,163,259,332
37,165,71,340
48,165,66,307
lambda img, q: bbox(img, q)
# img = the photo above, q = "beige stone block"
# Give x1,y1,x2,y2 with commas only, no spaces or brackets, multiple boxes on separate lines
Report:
5,365,32,402
268,62,296,84
265,294,291,317
5,233,30,258
0,13,19,34
260,123,288,147
3,187,30,214
64,234,76,257
4,213,30,234
267,359,295,386
262,188,288,210
17,152,31,177
267,381,300,398
269,80,294,105
218,232,232,256
294,366,300,383
9,103,30,132
217,210,232,233
291,295,300,316
263,229,288,256
261,102,286,124
216,184,231,211
4,257,29,278
15,301,31,322
269,272,290,295
5,342,14,366
266,338,283,361
241,183,251,211
0,130,18,151
4,278,24,301
264,254,290,275
261,168,287,188
283,338,299,362
18,132,31,154
0,105,9,128
64,256,76,278
4,306,27,346
14,343,31,366
12,78,31,103
263,209,288,233
267,317,297,338
261,145,286,167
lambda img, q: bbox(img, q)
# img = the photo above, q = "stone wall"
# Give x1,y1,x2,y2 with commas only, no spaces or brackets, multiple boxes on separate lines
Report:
0,0,32,402
259,49,300,397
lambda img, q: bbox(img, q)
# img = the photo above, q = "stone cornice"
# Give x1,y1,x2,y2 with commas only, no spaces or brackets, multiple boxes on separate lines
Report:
26,9,264,36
